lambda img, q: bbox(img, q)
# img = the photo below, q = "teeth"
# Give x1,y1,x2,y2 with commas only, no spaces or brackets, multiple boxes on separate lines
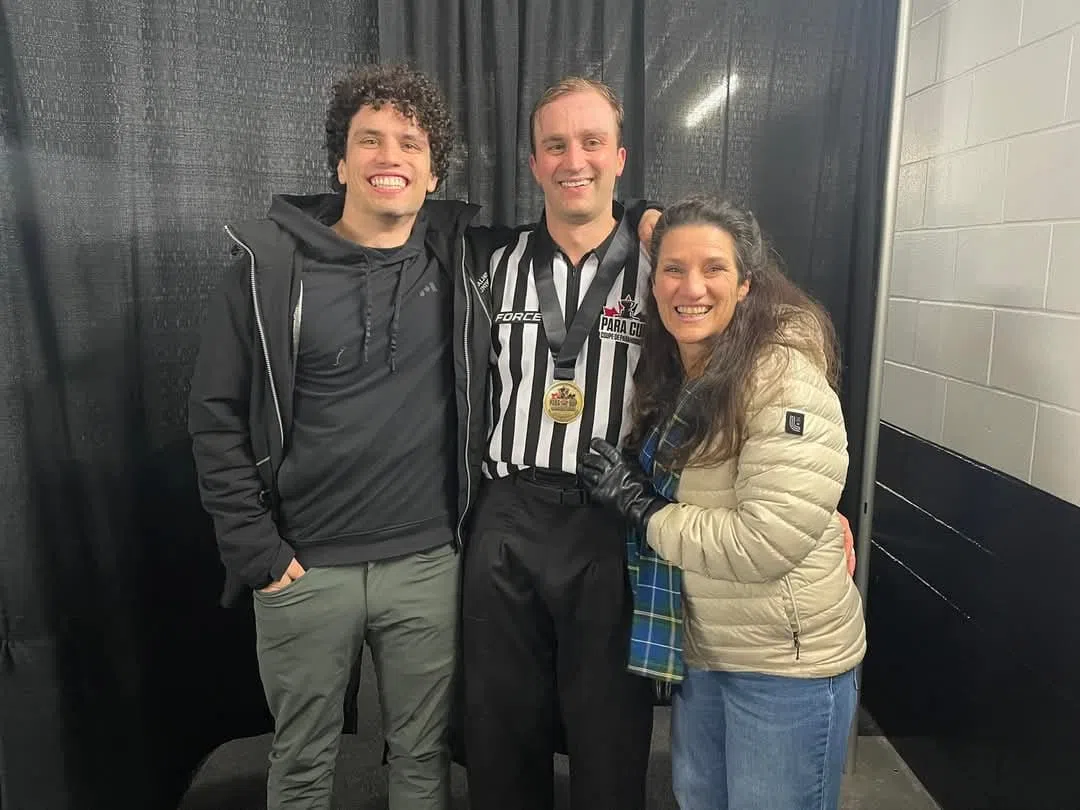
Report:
560,179,591,188
677,305,711,315
370,176,406,188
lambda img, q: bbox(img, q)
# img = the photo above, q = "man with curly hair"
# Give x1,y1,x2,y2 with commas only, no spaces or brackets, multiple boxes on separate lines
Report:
188,64,498,810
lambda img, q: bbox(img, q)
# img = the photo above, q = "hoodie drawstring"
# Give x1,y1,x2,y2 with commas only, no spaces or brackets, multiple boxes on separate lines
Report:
360,266,372,365
387,260,405,372
358,259,405,373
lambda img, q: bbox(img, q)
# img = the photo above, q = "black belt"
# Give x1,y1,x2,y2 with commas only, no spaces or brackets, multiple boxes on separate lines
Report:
512,468,591,507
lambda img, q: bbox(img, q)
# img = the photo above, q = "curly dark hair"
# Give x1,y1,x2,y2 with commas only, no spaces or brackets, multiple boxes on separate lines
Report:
630,194,840,468
324,64,455,192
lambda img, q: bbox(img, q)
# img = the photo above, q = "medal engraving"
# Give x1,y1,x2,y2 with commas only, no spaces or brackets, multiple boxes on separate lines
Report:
543,381,585,424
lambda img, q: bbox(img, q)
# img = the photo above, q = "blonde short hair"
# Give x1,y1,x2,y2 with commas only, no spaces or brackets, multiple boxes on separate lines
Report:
529,76,624,154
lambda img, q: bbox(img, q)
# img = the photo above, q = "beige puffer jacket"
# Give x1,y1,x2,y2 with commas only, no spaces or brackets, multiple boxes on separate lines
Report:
645,314,866,678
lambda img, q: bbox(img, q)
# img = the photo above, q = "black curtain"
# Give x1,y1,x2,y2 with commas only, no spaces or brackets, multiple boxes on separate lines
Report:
0,1,895,808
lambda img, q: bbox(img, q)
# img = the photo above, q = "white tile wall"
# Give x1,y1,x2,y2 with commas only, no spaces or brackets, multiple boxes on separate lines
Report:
989,311,1080,411
912,0,952,26
924,142,1008,227
937,0,1022,81
1004,126,1080,221
1046,223,1080,313
900,78,972,163
1067,35,1080,121
913,303,994,383
881,362,946,442
1020,0,1080,44
907,16,942,95
940,380,1038,480
896,162,928,230
966,33,1071,145
889,230,959,300
884,0,1080,507
885,299,919,364
1031,406,1080,504
890,231,958,299
953,225,1051,308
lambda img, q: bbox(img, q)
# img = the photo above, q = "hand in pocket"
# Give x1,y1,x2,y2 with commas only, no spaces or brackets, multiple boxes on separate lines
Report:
259,558,307,594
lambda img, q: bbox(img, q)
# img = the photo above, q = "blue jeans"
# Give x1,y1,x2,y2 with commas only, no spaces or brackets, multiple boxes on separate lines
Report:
671,667,858,810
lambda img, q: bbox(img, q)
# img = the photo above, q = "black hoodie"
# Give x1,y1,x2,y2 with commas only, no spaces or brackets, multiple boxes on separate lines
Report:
189,193,648,603
266,194,457,565
189,193,499,605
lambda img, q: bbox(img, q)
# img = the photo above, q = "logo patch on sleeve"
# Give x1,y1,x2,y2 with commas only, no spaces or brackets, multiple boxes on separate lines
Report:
785,411,805,436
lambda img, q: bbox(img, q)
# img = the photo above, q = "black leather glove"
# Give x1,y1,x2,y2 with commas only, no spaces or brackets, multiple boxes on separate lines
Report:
579,438,666,531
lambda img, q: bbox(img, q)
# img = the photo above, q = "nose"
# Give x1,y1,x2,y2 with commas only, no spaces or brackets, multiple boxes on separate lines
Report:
375,140,401,164
563,141,587,171
681,269,707,298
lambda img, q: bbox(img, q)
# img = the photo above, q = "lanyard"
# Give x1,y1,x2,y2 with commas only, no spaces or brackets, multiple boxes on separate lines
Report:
531,215,634,380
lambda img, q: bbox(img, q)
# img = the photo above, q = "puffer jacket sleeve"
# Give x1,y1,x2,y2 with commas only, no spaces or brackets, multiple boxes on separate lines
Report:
645,344,849,583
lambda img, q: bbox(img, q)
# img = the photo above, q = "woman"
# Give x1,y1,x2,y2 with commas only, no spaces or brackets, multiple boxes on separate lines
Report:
580,195,866,810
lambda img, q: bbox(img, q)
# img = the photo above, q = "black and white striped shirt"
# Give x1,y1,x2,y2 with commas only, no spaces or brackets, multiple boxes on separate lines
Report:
483,218,652,479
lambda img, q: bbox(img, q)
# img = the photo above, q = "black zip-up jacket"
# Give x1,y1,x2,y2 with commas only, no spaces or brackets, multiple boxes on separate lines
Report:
189,198,499,606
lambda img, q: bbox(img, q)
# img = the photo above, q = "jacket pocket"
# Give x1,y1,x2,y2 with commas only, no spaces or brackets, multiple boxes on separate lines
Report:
781,576,804,661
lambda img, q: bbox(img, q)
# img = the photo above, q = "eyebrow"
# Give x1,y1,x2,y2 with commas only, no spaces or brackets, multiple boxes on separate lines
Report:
663,255,733,265
352,128,428,140
540,129,611,145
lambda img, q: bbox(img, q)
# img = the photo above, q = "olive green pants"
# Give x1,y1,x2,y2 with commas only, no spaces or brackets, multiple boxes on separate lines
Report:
253,543,460,810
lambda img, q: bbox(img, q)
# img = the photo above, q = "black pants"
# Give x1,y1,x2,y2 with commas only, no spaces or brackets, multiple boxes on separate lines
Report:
462,474,654,810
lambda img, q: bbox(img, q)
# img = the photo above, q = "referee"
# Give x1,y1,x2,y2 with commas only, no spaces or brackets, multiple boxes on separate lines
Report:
462,76,656,810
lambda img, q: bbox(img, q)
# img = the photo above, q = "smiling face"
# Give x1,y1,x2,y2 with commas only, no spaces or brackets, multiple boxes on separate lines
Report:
529,89,626,227
652,223,751,373
337,103,438,225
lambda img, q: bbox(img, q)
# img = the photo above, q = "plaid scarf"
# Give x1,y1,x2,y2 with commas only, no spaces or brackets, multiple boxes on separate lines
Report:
626,397,690,697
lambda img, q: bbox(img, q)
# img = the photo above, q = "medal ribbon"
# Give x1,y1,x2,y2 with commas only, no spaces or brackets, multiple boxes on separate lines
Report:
532,214,635,381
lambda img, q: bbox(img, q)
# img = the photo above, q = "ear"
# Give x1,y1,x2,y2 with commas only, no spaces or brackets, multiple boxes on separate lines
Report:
529,152,539,185
426,173,438,193
337,159,347,188
615,146,626,178
737,278,751,302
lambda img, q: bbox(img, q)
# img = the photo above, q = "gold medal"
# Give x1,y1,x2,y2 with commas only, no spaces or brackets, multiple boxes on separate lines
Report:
543,380,585,424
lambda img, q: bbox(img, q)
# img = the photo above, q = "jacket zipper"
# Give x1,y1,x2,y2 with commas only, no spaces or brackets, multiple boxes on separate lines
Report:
783,576,804,661
224,225,285,449
292,279,303,380
455,235,473,549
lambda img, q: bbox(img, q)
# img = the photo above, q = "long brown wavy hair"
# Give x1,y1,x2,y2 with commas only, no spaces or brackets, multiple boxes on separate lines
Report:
629,195,840,468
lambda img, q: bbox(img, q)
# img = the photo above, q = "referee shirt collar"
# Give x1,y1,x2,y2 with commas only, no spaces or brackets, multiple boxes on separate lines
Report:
536,200,626,268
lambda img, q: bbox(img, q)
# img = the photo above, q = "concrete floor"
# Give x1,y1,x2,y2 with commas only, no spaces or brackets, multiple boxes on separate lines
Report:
182,650,939,809
839,729,939,810
182,725,938,810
